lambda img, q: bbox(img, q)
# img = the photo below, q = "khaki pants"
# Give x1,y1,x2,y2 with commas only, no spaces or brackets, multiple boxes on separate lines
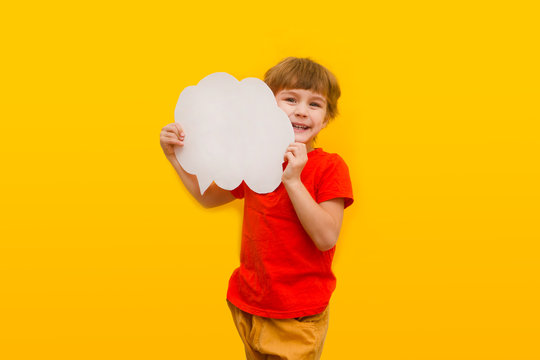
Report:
227,300,329,360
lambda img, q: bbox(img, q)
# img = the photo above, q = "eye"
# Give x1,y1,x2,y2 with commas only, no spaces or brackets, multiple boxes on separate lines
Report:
310,102,322,107
285,97,296,103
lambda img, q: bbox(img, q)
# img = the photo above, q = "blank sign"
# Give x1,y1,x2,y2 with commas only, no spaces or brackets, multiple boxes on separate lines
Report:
174,72,294,195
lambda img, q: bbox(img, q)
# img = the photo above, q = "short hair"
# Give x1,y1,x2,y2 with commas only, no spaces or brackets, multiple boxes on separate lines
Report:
264,57,341,121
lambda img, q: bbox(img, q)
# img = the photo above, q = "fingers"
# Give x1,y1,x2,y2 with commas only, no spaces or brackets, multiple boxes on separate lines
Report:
284,151,294,162
173,123,185,140
161,126,184,147
163,133,183,146
161,123,183,136
286,142,307,158
284,144,297,161
287,142,306,151
161,123,185,142
282,143,308,183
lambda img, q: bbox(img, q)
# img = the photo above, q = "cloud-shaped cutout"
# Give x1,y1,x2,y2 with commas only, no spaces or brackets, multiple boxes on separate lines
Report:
174,72,294,195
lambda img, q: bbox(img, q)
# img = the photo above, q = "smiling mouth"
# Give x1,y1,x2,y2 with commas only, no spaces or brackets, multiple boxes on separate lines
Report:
292,123,309,130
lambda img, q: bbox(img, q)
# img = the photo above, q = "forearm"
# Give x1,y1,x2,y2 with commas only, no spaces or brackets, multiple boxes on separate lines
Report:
165,154,235,208
283,180,341,251
166,153,204,198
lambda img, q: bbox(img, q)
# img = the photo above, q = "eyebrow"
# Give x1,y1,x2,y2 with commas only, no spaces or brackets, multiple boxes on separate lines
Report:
280,90,327,103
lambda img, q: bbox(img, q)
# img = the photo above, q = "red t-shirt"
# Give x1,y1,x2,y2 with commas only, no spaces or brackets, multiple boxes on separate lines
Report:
227,148,354,319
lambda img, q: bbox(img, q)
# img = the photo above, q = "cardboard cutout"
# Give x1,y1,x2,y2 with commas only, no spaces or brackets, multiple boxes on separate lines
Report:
174,72,294,195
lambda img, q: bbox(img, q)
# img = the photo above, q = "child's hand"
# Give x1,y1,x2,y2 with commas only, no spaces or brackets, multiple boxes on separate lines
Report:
282,142,308,184
160,123,185,157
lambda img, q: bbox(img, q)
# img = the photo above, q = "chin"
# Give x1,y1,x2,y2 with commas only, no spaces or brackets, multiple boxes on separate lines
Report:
294,135,308,143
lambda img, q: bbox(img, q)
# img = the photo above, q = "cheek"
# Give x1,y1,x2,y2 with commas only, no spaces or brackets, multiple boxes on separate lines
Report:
277,102,290,114
316,113,326,126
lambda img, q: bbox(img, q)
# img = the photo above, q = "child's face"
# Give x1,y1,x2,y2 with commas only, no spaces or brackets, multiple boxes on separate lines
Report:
275,88,328,152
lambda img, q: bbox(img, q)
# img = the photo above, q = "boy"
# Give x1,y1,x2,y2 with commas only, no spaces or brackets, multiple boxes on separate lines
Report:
160,57,353,359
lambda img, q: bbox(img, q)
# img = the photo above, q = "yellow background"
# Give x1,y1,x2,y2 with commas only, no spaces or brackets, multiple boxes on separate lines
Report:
1,0,539,359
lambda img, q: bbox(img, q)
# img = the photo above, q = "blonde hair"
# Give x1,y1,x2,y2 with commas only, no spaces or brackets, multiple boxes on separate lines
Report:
264,57,341,121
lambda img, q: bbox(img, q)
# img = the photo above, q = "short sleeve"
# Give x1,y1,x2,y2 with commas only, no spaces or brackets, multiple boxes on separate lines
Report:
230,181,245,199
316,154,354,209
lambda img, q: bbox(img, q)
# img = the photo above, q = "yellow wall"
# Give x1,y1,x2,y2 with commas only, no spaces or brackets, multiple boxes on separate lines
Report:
1,1,539,359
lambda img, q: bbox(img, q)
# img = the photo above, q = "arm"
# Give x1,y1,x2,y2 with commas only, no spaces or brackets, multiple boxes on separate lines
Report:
160,123,236,208
282,143,345,251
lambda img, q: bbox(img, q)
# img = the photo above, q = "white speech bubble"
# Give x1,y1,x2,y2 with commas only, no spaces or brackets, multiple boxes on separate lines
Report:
174,72,295,195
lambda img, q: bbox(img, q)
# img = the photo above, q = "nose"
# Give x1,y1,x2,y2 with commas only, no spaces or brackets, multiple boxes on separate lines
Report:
294,102,308,118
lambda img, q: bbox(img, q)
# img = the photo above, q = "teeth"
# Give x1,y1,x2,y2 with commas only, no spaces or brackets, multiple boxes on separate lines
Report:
293,124,308,129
